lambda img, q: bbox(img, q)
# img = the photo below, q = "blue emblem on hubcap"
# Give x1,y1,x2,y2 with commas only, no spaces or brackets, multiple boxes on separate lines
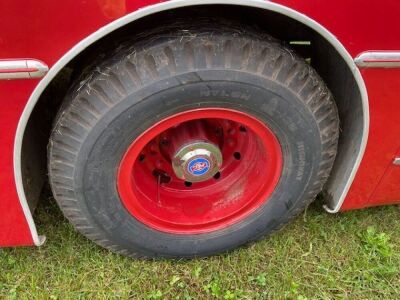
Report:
187,158,210,176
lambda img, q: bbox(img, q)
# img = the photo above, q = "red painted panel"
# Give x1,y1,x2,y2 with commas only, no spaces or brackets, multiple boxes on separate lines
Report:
341,69,400,210
0,0,400,245
370,148,400,205
0,80,37,246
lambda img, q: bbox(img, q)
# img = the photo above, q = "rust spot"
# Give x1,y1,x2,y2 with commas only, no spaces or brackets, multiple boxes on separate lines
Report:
97,0,126,19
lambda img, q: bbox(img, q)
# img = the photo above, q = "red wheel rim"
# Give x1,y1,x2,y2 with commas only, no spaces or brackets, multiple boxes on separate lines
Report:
117,108,283,234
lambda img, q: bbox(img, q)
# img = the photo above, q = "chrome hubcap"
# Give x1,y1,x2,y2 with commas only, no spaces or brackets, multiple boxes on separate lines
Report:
172,142,223,182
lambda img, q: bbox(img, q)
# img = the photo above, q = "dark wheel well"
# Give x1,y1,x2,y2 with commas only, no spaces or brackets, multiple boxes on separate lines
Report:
21,4,363,213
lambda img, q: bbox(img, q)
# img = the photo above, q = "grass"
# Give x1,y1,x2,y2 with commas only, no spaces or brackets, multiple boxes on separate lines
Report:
1,197,400,299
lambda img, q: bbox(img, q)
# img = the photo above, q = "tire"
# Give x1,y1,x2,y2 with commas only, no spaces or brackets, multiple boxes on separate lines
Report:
48,22,339,258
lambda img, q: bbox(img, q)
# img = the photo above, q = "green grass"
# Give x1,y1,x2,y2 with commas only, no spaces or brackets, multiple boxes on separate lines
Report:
1,198,400,299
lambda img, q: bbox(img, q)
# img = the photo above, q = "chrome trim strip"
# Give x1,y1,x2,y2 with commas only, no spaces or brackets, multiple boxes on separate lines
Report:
26,60,49,78
0,59,48,80
355,51,400,68
394,158,400,166
14,0,369,244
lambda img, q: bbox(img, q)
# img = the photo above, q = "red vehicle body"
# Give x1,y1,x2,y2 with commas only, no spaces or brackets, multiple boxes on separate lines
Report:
1,0,399,250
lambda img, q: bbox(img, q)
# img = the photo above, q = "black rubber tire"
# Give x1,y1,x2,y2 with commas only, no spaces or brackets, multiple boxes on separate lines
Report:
48,22,339,258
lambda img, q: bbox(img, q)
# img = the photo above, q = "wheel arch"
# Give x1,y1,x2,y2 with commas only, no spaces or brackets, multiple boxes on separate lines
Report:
15,0,368,245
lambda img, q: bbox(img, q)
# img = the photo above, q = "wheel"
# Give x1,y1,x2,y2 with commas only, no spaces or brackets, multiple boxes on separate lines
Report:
48,22,339,258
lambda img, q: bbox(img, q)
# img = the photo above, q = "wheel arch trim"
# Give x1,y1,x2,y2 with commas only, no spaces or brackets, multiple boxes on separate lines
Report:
14,0,369,245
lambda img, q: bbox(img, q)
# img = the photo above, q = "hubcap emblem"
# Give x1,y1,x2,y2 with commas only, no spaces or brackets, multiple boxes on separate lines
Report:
187,158,211,176
172,142,223,182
